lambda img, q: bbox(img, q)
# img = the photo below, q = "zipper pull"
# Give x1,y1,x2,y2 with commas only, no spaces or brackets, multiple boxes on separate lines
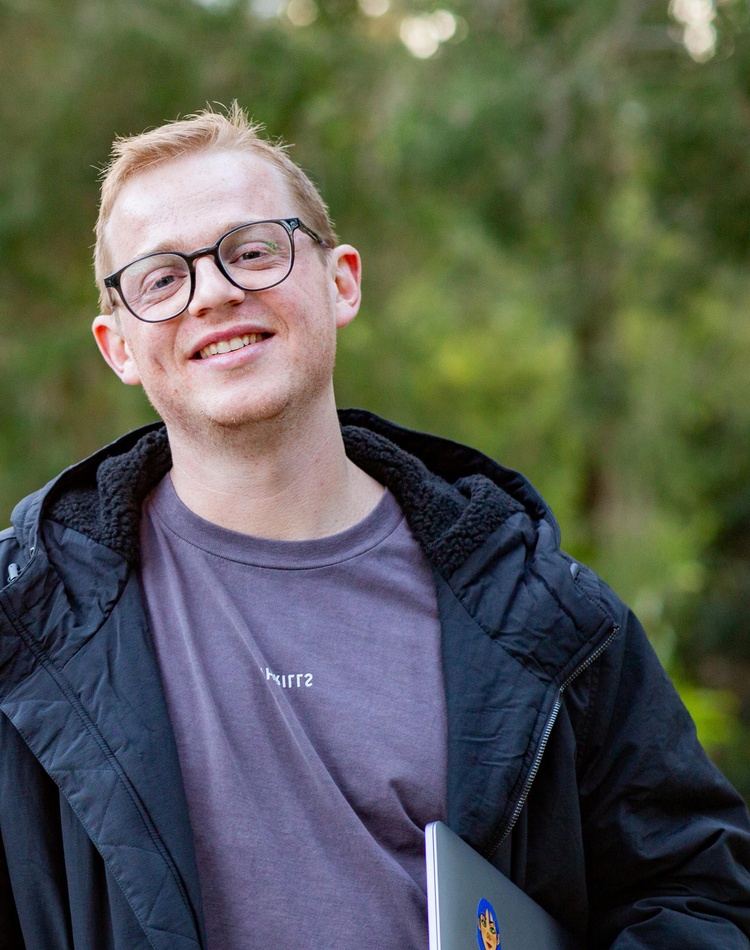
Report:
7,563,20,583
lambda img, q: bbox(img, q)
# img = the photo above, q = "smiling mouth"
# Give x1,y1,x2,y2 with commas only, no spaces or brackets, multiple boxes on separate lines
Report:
195,333,270,360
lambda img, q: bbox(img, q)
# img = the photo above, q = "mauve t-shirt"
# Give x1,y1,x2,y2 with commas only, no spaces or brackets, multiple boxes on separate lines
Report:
139,476,447,949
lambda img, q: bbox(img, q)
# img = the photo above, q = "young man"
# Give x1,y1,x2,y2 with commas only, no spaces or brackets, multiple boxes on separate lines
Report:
1,106,749,949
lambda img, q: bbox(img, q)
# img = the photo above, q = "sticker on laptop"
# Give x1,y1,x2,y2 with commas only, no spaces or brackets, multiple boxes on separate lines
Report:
477,898,501,950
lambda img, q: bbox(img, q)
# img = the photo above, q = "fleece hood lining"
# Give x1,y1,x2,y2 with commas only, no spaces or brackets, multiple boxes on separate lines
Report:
42,419,525,578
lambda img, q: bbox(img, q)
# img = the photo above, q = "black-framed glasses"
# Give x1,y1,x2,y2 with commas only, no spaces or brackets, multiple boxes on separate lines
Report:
104,217,329,323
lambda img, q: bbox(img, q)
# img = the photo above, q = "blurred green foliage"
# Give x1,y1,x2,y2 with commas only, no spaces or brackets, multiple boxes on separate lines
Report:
1,0,749,798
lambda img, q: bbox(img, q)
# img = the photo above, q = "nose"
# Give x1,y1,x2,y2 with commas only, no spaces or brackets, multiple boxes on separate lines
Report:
187,255,246,317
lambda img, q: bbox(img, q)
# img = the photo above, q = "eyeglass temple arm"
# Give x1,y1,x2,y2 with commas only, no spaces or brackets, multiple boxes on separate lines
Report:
293,219,331,249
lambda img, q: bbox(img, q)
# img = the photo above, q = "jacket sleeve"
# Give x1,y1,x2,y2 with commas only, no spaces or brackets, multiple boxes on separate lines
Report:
579,602,750,948
0,822,25,949
0,529,27,948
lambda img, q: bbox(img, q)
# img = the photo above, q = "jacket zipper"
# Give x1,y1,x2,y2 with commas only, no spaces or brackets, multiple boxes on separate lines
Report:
492,622,621,853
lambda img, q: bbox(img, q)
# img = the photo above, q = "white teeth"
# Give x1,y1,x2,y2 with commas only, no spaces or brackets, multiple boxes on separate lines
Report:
199,334,263,360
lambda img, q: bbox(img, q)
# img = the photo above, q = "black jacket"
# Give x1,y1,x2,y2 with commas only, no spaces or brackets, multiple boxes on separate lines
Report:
1,410,749,949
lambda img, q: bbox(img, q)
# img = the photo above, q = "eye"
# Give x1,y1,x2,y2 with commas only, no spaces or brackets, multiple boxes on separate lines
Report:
123,254,188,304
141,266,185,298
221,222,291,273
229,240,280,267
150,273,177,291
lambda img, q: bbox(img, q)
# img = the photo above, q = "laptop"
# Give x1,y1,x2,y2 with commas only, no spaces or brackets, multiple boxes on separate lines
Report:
425,821,581,949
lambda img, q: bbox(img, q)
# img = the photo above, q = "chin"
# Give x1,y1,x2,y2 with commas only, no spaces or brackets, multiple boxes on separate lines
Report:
161,393,293,438
147,371,334,440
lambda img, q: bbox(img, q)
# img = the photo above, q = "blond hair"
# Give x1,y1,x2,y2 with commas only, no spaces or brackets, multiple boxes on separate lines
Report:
94,103,337,313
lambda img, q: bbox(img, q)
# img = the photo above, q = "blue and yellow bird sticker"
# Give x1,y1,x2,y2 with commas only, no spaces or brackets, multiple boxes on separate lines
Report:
477,898,501,950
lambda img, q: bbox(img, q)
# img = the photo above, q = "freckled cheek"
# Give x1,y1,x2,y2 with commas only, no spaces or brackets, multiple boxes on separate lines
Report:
136,332,182,372
131,347,180,384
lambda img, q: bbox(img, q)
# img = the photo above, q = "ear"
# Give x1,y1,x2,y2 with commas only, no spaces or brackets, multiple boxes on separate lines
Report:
331,245,362,330
92,313,142,386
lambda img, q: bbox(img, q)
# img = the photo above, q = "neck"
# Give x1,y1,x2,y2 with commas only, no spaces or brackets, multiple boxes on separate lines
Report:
166,407,384,541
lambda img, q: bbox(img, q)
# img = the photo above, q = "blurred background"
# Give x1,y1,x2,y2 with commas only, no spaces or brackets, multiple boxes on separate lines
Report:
2,0,749,799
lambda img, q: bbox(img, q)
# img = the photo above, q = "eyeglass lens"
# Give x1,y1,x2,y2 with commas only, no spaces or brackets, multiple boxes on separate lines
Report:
119,221,293,322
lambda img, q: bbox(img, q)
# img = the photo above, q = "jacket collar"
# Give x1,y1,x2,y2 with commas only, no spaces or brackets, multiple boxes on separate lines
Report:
26,410,534,579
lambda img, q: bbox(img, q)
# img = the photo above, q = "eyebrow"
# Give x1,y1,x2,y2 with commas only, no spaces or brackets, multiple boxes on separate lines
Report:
132,218,280,260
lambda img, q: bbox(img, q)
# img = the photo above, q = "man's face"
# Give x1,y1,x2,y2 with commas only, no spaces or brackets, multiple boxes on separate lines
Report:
93,149,360,441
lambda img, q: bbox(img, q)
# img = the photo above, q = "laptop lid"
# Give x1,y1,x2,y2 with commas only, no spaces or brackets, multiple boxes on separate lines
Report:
425,821,581,950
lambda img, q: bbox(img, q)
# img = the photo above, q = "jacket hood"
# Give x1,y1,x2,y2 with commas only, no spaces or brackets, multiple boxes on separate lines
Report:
11,409,553,583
